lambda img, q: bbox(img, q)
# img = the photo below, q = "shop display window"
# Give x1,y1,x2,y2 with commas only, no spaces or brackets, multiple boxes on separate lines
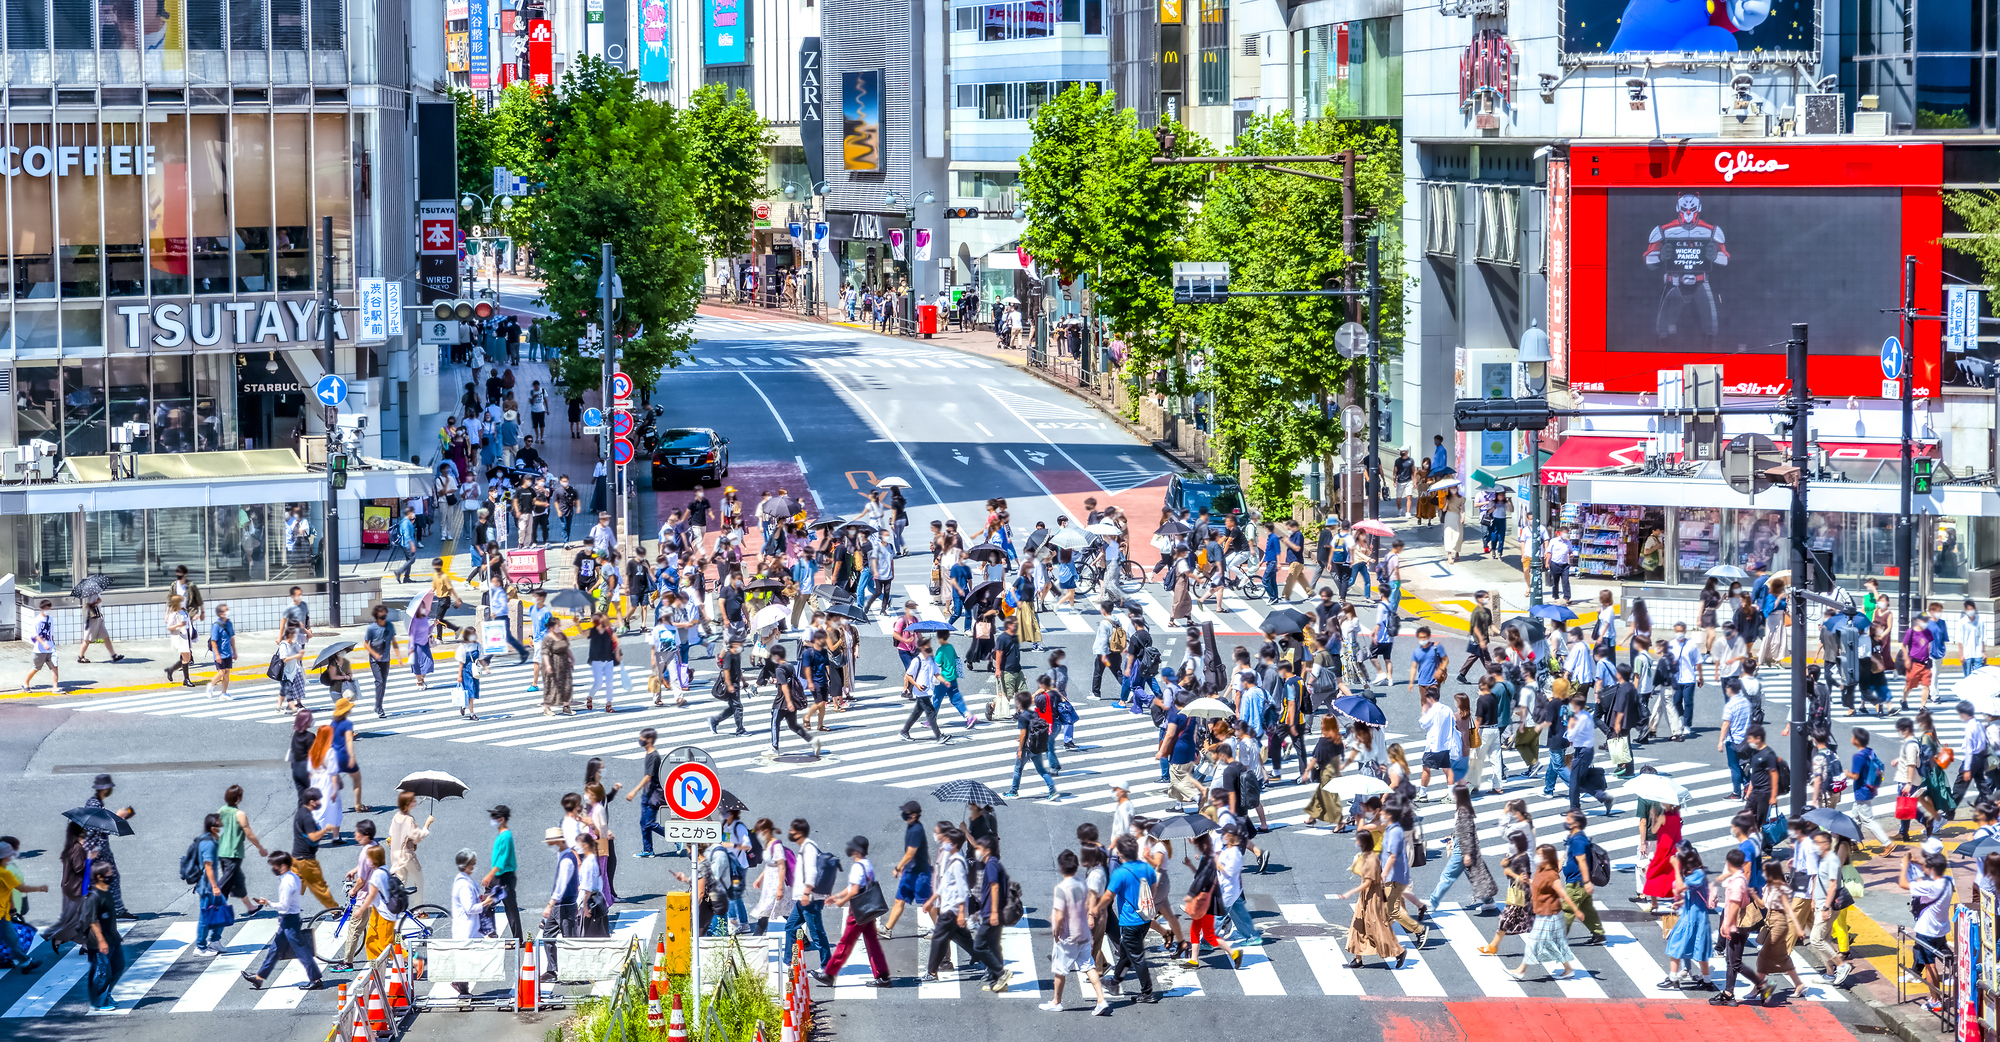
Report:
1678,507,1722,576
1575,504,1665,582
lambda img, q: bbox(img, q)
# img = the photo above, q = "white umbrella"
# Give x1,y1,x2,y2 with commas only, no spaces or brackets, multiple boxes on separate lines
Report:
1967,692,2000,718
1322,774,1390,798
1426,476,1462,493
751,603,790,632
1001,296,1022,305
876,476,911,489
1085,522,1121,536
1623,773,1692,806
1050,527,1090,551
1953,665,2000,705
1180,697,1235,719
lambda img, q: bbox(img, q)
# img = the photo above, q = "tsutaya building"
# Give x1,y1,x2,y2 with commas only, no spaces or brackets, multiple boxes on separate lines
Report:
0,0,438,638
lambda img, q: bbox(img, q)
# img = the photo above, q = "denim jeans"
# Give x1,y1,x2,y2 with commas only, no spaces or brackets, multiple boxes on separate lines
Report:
1223,894,1260,945
1725,741,1744,793
782,899,831,966
939,680,967,719
1351,563,1373,599
1673,683,1698,731
1568,744,1607,811
85,943,126,1008
1542,745,1566,794
1011,750,1056,796
1262,566,1279,601
637,801,666,855
1425,846,1472,910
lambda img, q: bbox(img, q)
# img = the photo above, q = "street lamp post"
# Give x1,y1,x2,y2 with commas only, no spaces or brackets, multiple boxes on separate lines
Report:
459,193,516,299
1517,321,1552,607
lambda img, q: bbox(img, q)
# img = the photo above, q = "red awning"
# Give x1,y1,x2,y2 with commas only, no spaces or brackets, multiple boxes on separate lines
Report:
1540,435,1652,486
1788,440,1935,460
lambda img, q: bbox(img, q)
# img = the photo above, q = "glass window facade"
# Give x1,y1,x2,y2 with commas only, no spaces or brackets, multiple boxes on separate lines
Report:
1196,0,1227,107
0,499,323,593
1843,0,2000,131
1293,17,1401,121
0,0,358,85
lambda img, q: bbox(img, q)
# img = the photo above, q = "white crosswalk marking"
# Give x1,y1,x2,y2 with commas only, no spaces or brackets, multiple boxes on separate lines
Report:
4,948,88,1017
101,922,198,1014
171,919,279,1012
1428,906,1521,996
1382,925,1446,995
1280,905,1366,995
1600,923,1683,997
999,925,1039,996
1227,947,1285,995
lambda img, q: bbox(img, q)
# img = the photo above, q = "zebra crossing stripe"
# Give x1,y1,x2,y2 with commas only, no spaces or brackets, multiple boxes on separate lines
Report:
1427,906,1522,996
1280,905,1366,996
3,947,88,1017
1600,924,1683,997
100,922,199,1014
1383,925,1447,995
171,919,279,1013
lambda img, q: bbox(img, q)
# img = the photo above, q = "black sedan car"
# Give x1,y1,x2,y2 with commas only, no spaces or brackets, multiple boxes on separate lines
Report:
651,427,730,487
1167,472,1244,519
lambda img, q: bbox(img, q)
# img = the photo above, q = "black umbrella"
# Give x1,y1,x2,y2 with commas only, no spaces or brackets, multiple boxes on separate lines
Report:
1148,813,1216,841
965,543,1006,563
1499,616,1548,645
64,805,134,837
967,580,1004,605
396,770,470,802
1154,521,1192,537
1961,835,2000,863
930,780,1007,807
827,602,869,622
807,517,846,532
841,519,879,534
549,588,595,612
312,641,358,670
71,574,112,600
718,789,749,816
743,578,786,593
812,583,854,603
1262,608,1311,637
1800,807,1861,843
1199,621,1227,697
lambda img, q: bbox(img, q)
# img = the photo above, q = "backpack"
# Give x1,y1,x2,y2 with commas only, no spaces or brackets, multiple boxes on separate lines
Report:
1861,749,1885,791
384,873,413,915
998,862,1025,926
1128,864,1156,919
1260,698,1280,733
810,848,841,897
1585,841,1612,887
1024,712,1051,754
179,835,206,885
1775,756,1791,796
1383,611,1402,640
1140,644,1162,678
1107,623,1127,654
1235,766,1264,810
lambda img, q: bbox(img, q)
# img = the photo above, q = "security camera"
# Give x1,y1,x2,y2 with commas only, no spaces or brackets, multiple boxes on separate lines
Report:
1815,75,1838,92
1532,145,1554,160
1625,78,1648,110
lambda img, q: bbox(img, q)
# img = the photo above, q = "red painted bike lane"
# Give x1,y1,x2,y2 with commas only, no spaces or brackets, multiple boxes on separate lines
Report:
1372,998,1864,1042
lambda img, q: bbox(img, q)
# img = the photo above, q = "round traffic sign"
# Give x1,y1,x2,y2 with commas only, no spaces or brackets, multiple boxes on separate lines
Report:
611,412,634,437
611,371,634,400
1334,322,1370,360
581,407,604,428
663,761,721,820
1881,336,1904,379
314,373,349,407
613,437,635,466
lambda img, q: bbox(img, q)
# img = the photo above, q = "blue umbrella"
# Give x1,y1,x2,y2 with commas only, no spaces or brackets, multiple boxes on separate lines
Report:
1331,695,1386,726
1529,604,1578,621
907,620,954,633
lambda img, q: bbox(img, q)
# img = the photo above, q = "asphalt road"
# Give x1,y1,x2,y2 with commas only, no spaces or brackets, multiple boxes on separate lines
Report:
0,317,1893,1042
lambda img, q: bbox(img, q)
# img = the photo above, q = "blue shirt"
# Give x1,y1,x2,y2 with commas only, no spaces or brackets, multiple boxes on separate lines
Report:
531,606,554,642
1106,861,1158,927
1380,824,1410,885
1563,831,1589,884
1262,533,1281,566
1165,710,1199,765
461,642,483,682
1852,749,1882,800
1722,695,1753,744
394,517,416,549
1410,643,1447,686
1430,444,1448,472
1738,837,1765,889
210,619,235,661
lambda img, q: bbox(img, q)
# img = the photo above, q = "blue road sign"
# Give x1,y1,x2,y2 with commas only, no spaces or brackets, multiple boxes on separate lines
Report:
1881,336,1904,379
581,407,604,428
612,438,635,466
314,373,348,407
611,412,634,437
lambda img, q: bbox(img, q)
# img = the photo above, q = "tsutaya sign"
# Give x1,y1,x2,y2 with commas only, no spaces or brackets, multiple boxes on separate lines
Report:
112,298,352,350
1,142,158,178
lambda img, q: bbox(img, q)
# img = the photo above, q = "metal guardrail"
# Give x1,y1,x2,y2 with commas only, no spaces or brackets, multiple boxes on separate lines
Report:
330,944,406,1042
1894,924,1956,1029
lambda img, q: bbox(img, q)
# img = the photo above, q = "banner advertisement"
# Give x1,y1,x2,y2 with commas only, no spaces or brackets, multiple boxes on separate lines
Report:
361,503,392,546
913,228,931,262
468,0,490,88
704,0,747,65
1546,157,1568,384
528,19,554,85
888,229,906,261
447,32,470,72
640,0,671,81
842,70,883,172
1562,0,1816,59
799,38,824,185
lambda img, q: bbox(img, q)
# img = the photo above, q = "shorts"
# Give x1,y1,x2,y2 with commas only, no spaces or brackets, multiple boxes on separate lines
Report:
1914,932,1951,968
895,868,933,903
32,652,52,668
1907,662,1932,688
216,656,235,669
1421,750,1454,771
811,684,831,704
218,857,248,898
1418,684,1440,702
1369,642,1395,662
1397,481,1415,499
1050,938,1094,975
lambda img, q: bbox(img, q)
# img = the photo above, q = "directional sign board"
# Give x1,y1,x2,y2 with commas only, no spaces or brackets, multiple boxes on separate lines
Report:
314,373,348,407
663,819,724,844
581,407,604,428
611,371,634,401
613,437,635,466
611,412,634,437
663,761,722,820
1881,336,1904,380
1723,432,1783,496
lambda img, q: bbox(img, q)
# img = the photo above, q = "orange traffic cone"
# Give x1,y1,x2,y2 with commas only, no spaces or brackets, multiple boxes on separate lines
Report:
646,982,664,1030
366,978,390,1036
652,939,667,985
336,981,349,1009
667,992,687,1042
517,938,538,1012
387,944,409,1010
781,1003,797,1042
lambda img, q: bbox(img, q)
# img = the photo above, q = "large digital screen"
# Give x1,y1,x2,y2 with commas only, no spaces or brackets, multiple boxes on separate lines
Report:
1563,0,1816,56
842,70,883,173
703,0,746,65
1602,187,1902,357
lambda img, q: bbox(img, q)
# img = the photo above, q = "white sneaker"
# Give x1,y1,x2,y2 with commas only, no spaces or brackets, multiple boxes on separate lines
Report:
1834,962,1852,986
1038,1001,1062,1012
1092,1001,1112,1016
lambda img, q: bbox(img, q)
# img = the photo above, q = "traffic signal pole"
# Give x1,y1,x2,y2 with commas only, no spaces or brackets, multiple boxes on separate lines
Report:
1897,255,1916,637
601,242,619,543
1787,324,1811,821
1365,235,1381,522
322,215,341,623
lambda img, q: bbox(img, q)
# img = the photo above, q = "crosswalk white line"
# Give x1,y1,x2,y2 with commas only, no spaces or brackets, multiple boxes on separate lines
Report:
999,925,1038,996
101,922,198,1014
254,921,344,1010
1428,906,1521,997
4,948,88,1017
1228,947,1286,995
1599,923,1682,997
171,920,279,1013
1383,925,1446,996
1280,905,1365,995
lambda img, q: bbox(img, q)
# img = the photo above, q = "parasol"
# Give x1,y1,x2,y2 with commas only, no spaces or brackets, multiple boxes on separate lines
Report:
312,641,358,670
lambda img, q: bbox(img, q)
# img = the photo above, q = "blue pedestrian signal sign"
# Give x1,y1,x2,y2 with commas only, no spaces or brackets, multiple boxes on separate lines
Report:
581,407,604,428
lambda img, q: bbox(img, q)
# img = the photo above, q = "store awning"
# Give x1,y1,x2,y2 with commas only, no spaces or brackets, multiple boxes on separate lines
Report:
1481,451,1551,483
1541,436,1652,486
1565,473,1998,517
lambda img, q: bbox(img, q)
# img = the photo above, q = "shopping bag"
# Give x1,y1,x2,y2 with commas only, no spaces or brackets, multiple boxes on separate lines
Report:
1608,735,1632,766
482,620,509,656
1895,791,1921,820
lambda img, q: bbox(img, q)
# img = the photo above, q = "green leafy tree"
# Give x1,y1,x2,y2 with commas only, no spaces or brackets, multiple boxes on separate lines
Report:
451,88,495,201
505,57,703,391
1946,189,2000,291
1186,115,1405,512
681,83,770,262
1019,87,1207,385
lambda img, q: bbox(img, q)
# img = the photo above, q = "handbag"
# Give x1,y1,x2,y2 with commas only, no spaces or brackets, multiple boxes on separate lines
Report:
266,653,286,681
1608,735,1632,766
1738,894,1766,931
1895,790,1921,820
1659,911,1680,938
199,898,236,929
1182,884,1213,919
849,872,890,923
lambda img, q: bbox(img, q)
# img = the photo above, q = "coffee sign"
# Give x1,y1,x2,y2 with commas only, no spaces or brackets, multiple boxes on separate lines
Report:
1,142,157,178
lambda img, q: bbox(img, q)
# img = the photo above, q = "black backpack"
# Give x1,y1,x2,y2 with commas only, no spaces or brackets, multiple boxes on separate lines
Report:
384,873,412,915
1775,757,1792,796
1383,611,1402,639
1025,712,1051,754
1140,644,1162,678
997,863,1025,926
1235,767,1264,810
179,835,206,885
1586,841,1612,887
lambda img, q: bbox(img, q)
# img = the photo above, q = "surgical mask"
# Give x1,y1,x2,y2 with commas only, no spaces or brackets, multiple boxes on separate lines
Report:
490,817,502,827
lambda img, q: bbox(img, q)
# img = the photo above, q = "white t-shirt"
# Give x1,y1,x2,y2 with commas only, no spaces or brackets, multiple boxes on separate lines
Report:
1911,876,1953,936
580,856,604,898
368,867,393,916
1052,876,1091,944
1109,801,1134,844
793,839,822,901
1420,702,1460,755
847,857,874,891
273,870,303,915
1217,846,1246,906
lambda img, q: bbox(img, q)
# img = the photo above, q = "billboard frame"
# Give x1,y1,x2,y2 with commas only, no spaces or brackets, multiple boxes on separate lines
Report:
1556,0,1823,66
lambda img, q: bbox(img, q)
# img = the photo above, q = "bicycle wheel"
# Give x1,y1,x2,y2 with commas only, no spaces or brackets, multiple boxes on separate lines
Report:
1117,560,1146,594
1078,563,1103,596
401,904,449,940
307,907,346,931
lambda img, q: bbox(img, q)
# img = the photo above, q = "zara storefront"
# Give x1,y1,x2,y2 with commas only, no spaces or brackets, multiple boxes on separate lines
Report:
0,0,428,632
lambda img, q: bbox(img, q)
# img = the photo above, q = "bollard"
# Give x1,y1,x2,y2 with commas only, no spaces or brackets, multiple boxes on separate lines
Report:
646,981,664,1031
516,938,538,1012
667,992,687,1042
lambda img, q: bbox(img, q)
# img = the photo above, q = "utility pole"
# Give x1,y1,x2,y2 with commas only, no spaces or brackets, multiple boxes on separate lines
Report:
1365,233,1382,522
1786,323,1811,820
322,215,341,623
600,242,618,542
1896,255,1916,634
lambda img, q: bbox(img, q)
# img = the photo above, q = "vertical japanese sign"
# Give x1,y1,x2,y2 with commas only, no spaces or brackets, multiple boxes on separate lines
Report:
1545,157,1569,384
358,278,388,341
842,69,883,172
640,0,671,81
798,38,824,185
468,0,491,88
386,280,405,336
419,200,458,256
704,0,746,64
528,19,554,85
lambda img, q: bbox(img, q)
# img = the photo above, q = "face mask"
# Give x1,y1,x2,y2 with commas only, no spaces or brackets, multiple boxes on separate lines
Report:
490,818,502,828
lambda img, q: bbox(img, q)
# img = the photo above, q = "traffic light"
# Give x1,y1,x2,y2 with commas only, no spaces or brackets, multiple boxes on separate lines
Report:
942,205,980,220
1454,397,1553,432
1170,262,1230,305
432,299,496,322
330,453,349,490
1914,456,1935,495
